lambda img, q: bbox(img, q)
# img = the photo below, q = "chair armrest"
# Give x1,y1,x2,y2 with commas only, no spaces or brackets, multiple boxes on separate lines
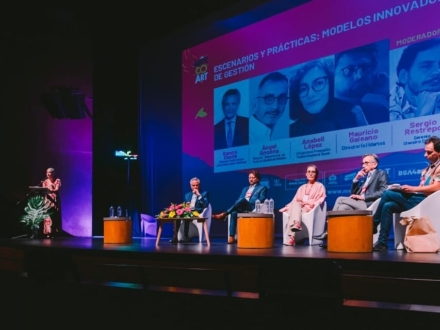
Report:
302,202,326,221
199,204,212,218
367,198,380,213
400,190,440,218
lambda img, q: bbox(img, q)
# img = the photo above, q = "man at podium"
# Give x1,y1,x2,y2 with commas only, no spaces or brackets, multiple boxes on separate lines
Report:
41,167,61,238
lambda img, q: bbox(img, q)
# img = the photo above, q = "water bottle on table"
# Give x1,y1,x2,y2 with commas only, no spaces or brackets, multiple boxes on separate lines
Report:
255,199,261,213
263,199,269,214
117,205,122,217
269,198,274,213
109,205,115,217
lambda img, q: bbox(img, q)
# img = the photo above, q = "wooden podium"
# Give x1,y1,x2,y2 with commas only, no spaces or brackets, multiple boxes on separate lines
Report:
28,186,50,195
103,217,132,244
327,210,373,252
237,213,274,248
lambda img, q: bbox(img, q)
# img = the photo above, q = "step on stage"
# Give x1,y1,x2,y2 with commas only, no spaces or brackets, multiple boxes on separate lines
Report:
1,236,440,326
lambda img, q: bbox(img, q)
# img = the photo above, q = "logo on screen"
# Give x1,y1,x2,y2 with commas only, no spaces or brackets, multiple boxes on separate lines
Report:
273,179,282,188
327,174,338,185
194,56,208,84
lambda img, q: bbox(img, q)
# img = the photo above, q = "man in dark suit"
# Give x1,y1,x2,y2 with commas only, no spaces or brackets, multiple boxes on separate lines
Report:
332,153,389,210
170,177,209,244
314,153,388,244
212,170,267,244
214,88,249,150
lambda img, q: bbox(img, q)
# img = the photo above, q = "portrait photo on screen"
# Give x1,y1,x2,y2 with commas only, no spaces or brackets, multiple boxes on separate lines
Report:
333,39,390,128
288,56,336,138
248,70,290,144
213,81,250,150
389,37,440,121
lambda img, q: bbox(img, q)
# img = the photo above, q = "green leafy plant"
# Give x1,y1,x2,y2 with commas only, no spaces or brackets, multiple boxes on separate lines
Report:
20,195,54,236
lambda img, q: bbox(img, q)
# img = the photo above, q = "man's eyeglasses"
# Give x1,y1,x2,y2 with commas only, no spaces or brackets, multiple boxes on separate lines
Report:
361,161,376,165
299,76,328,98
337,63,374,77
257,94,289,105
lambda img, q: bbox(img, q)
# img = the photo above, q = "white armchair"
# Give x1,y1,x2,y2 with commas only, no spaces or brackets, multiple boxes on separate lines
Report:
140,214,157,237
282,202,327,245
178,204,212,243
393,190,440,250
367,198,381,243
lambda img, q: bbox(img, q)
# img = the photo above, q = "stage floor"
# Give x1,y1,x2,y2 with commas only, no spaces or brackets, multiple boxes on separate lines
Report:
2,236,440,265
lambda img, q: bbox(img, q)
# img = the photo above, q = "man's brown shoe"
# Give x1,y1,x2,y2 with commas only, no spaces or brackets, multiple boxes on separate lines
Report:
228,236,236,244
212,212,228,221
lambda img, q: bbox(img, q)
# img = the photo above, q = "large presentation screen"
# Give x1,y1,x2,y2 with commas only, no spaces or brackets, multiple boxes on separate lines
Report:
182,0,440,206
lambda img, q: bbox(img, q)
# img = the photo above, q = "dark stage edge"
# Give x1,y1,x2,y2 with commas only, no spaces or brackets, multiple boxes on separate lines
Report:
2,236,440,264
2,236,440,319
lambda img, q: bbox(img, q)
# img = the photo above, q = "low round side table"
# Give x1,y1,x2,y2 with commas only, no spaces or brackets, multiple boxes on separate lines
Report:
326,210,373,252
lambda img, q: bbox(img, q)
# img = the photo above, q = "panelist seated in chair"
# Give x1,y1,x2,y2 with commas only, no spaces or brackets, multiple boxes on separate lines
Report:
333,153,388,211
373,136,440,251
279,164,326,246
212,170,267,244
314,154,388,244
170,177,209,244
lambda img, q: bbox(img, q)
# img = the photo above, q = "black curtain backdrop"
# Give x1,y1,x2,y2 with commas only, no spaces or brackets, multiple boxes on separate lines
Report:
2,7,94,238
92,25,141,236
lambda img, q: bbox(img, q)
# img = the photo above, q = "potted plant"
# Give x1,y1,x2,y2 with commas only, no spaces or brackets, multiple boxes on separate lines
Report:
20,195,54,238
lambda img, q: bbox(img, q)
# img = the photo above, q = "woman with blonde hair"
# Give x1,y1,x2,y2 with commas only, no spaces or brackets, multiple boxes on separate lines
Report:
42,167,61,238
